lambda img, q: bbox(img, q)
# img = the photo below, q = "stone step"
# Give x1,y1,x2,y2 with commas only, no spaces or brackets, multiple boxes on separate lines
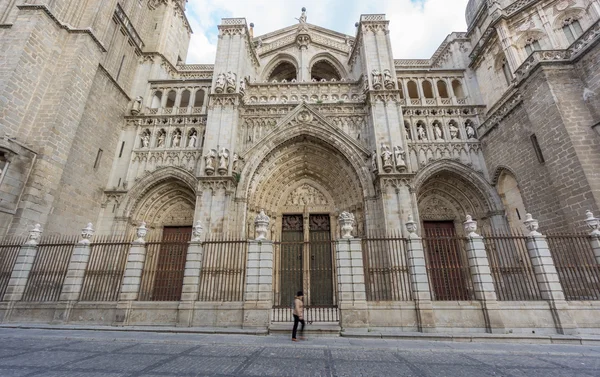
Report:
269,322,341,337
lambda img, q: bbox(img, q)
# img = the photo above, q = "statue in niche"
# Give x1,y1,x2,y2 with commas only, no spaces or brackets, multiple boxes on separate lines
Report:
383,69,394,89
380,144,393,173
466,123,477,139
204,149,216,175
141,131,150,148
394,146,407,171
433,123,443,140
218,148,229,175
297,7,307,23
131,96,143,115
156,131,166,148
188,131,197,148
417,124,427,140
239,79,246,95
405,124,412,140
371,69,383,90
449,123,459,140
225,72,237,93
371,150,378,172
215,73,226,93
363,75,369,92
232,153,243,173
172,130,182,147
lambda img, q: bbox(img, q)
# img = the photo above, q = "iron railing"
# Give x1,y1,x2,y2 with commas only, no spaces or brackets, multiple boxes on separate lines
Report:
80,236,131,301
271,306,339,323
482,232,542,300
22,236,78,302
198,234,247,302
0,237,26,299
361,232,412,301
422,231,475,301
547,233,600,300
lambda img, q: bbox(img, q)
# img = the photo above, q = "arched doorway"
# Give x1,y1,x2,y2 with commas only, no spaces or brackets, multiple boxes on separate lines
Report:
246,134,364,309
495,169,527,232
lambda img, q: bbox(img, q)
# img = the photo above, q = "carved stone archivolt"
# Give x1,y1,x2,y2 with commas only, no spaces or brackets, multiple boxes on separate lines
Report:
285,184,329,206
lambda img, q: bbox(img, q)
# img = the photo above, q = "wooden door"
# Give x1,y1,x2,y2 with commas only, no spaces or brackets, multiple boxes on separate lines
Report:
308,214,333,306
152,226,191,301
280,215,304,307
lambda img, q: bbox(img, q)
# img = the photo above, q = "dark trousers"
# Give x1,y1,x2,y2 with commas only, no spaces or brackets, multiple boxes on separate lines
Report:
292,314,305,339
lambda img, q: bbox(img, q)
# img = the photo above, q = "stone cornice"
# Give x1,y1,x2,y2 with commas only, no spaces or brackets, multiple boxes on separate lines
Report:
17,4,107,53
98,64,131,100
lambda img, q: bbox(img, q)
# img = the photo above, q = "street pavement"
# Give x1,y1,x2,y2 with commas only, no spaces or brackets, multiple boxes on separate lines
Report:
0,328,599,376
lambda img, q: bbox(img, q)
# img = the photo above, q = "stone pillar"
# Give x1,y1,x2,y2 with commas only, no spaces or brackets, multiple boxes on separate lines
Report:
178,221,204,326
404,216,435,332
585,211,600,264
59,223,95,302
523,214,577,335
115,222,148,324
463,216,505,333
336,212,368,329
243,211,273,329
3,224,43,302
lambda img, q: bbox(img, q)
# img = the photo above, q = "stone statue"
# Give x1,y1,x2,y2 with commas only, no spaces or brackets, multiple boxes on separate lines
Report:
232,153,243,173
157,131,165,148
204,149,216,175
215,73,226,93
172,130,181,147
380,144,393,173
225,72,236,93
256,38,263,48
297,7,307,23
449,123,459,139
466,123,476,139
141,131,150,148
218,147,229,175
394,146,406,170
131,96,143,115
417,124,427,140
371,69,383,90
405,124,412,140
363,75,369,92
383,69,394,89
434,123,443,140
371,150,378,172
239,79,246,95
188,131,197,148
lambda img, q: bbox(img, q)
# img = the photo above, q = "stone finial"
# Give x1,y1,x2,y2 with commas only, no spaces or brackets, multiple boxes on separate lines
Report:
255,209,270,240
79,223,95,245
524,213,541,236
135,221,148,243
405,214,418,237
25,224,43,246
585,210,600,236
191,220,203,242
338,212,355,239
464,215,479,238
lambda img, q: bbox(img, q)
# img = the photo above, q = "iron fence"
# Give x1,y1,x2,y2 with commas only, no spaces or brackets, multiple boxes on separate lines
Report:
422,230,475,301
0,237,26,299
482,232,542,301
22,236,78,302
271,306,339,323
547,233,600,300
80,236,131,301
198,234,247,302
361,232,412,301
139,233,190,301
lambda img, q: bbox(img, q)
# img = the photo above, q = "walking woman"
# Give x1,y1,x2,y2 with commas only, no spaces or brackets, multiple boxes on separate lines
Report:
292,291,305,341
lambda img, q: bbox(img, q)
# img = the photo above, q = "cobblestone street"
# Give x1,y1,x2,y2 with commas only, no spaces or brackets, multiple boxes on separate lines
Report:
0,328,598,376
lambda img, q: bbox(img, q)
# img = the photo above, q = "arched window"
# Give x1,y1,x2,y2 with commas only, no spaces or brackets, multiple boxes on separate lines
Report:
452,79,465,98
194,89,204,108
268,61,297,82
151,91,162,108
311,60,341,81
407,80,419,99
437,80,449,98
165,90,176,108
422,80,434,98
496,170,527,231
524,37,541,55
180,90,191,108
562,18,583,44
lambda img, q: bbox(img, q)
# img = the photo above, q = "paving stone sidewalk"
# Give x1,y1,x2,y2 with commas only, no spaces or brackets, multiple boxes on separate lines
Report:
0,327,599,376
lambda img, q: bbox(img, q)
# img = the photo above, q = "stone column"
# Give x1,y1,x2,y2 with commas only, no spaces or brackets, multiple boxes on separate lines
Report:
405,216,435,332
464,216,505,333
3,224,43,302
178,221,204,327
336,212,368,329
59,223,95,302
115,222,148,325
243,210,274,329
523,214,577,335
585,211,600,264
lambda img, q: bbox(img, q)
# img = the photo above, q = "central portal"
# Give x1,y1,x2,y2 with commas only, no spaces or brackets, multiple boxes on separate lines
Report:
277,214,335,308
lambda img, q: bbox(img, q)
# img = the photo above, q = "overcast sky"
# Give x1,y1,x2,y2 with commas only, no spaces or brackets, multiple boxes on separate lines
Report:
184,0,470,63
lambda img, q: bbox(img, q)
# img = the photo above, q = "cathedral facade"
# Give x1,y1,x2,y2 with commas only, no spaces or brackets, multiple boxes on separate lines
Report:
0,0,599,333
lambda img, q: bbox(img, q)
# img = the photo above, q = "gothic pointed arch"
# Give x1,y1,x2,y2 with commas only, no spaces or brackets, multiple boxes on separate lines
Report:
309,53,347,80
262,54,299,82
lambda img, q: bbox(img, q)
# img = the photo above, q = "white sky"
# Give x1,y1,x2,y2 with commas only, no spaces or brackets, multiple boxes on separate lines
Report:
184,0,471,63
